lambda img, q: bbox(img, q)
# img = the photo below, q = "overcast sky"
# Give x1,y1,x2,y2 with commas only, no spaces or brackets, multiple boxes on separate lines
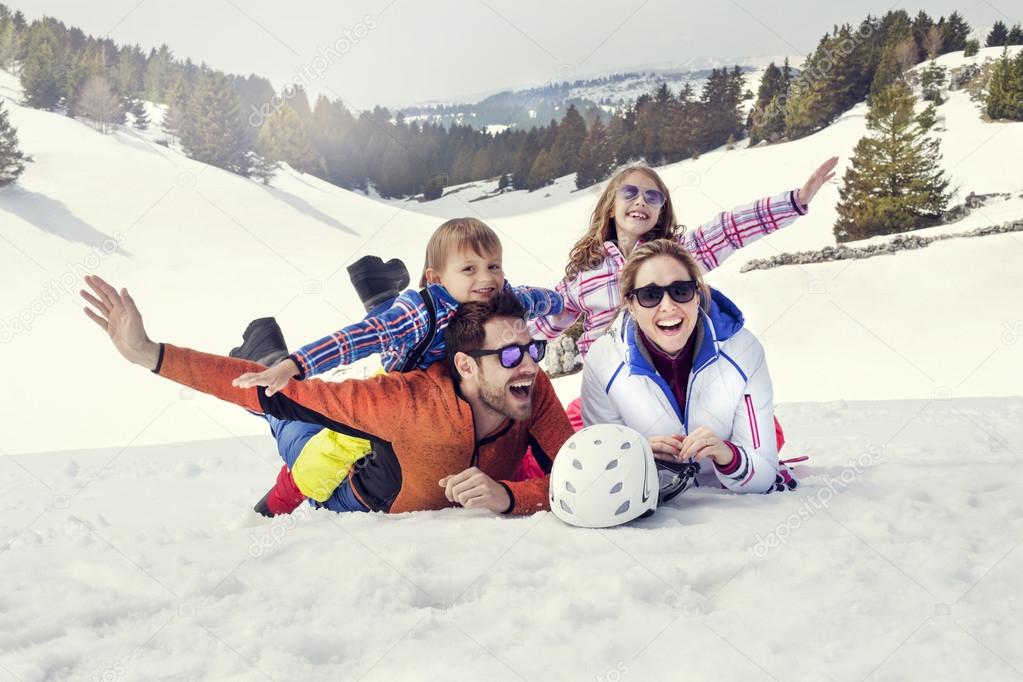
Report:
8,0,1017,110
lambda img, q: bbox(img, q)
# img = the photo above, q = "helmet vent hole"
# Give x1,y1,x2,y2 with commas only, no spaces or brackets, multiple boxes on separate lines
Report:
614,500,631,515
594,439,603,446
568,442,577,449
559,499,573,514
572,459,583,470
609,482,623,494
565,481,576,493
620,442,632,450
605,459,618,470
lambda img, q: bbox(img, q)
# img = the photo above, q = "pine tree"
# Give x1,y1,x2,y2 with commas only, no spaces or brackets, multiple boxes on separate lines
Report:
246,150,278,185
912,11,935,62
178,69,250,176
986,49,1023,120
74,75,124,132
0,100,27,186
143,44,174,102
575,118,614,189
920,61,946,104
749,62,788,144
259,105,316,173
870,41,904,95
20,22,68,110
940,12,971,54
963,39,980,57
0,15,20,69
834,83,951,242
125,97,149,130
986,21,1009,47
161,76,189,140
527,147,557,190
554,104,587,173
1008,25,1023,45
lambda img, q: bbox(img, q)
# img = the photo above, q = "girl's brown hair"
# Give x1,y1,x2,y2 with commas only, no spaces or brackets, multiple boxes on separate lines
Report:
564,165,680,279
420,217,503,287
620,239,710,313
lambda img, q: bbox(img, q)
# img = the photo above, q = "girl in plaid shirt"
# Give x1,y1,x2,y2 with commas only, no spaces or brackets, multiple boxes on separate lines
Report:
530,157,838,358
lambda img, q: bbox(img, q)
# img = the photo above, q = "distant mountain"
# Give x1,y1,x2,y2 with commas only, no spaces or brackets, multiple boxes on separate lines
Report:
397,66,767,130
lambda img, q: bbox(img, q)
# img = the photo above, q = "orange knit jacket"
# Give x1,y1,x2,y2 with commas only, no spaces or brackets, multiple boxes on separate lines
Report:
156,344,573,514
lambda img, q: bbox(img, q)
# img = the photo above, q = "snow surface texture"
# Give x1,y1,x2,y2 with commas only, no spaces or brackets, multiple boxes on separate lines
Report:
1,47,1022,680
2,399,1022,680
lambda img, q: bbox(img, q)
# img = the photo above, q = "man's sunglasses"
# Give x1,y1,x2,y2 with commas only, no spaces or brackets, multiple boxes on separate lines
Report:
626,281,699,308
617,184,666,207
466,339,547,368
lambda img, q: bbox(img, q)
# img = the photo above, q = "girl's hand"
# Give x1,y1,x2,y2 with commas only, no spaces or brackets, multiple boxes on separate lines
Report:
677,427,733,467
796,156,839,206
232,358,300,397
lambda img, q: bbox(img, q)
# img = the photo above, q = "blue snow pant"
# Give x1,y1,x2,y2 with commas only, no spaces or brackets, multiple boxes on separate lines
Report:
264,414,368,513
260,295,401,513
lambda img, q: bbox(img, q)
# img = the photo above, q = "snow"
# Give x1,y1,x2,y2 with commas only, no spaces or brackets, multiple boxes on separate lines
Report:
2,46,1023,680
2,398,1021,680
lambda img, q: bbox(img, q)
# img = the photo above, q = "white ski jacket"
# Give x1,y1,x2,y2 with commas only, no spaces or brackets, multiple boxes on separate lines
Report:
581,289,784,494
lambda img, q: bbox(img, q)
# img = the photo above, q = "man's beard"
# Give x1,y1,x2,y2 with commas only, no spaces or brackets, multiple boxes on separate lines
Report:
478,374,532,422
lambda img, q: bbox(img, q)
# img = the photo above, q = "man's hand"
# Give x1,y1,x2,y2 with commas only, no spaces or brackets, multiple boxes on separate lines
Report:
233,358,300,397
796,156,839,206
439,466,511,513
80,275,161,370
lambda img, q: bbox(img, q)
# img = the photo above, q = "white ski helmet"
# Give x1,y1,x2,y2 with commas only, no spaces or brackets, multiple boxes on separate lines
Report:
549,424,658,528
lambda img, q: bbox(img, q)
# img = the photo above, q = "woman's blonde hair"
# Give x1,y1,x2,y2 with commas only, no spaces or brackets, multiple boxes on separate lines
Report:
564,165,680,279
620,239,710,313
420,217,503,287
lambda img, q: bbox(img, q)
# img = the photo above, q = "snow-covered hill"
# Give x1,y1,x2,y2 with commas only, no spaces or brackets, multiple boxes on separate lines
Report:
2,43,1023,682
3,48,1023,458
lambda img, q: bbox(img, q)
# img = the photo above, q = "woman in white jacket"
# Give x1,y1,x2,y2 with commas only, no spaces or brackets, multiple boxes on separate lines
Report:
581,239,796,495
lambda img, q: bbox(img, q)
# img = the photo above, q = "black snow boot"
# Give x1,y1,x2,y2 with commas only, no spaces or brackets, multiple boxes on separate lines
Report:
229,317,289,367
347,255,411,313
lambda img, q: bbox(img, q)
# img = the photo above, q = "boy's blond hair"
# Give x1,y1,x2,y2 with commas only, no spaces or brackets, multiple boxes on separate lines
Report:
420,217,503,287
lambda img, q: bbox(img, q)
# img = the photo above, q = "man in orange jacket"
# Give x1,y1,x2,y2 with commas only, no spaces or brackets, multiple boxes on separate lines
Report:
81,275,574,515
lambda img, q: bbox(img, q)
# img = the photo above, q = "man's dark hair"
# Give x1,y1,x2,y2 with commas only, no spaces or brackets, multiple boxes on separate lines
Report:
445,291,527,373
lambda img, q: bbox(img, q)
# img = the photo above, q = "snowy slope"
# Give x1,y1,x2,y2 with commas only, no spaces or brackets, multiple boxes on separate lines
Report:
1,397,1021,680
2,44,1023,682
3,48,1023,457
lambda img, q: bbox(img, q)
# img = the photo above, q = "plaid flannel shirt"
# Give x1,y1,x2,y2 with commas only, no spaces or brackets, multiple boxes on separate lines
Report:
291,281,564,378
530,189,807,357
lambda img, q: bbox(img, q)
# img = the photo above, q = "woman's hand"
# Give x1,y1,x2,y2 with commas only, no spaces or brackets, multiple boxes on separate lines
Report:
649,434,687,462
796,156,839,206
677,426,734,467
233,358,300,397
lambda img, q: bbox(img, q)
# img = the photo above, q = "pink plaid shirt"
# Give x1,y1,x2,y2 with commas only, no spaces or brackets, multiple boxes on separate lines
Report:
530,189,807,357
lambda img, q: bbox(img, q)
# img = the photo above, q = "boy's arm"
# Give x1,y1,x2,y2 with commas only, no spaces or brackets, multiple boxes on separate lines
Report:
509,283,565,318
527,275,582,340
290,290,430,378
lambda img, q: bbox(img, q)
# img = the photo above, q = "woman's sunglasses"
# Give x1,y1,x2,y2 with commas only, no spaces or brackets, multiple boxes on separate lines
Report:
626,281,699,308
467,339,547,368
617,184,666,207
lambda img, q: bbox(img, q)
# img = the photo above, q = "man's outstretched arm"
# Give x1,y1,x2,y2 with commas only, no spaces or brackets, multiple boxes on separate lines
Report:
80,275,400,439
